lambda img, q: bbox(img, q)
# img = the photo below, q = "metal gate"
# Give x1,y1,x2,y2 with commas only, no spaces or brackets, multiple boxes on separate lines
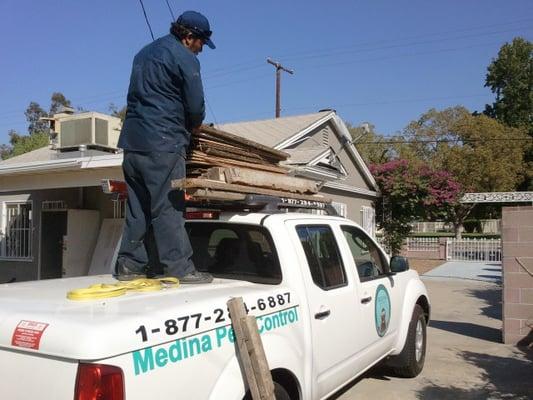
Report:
446,238,502,262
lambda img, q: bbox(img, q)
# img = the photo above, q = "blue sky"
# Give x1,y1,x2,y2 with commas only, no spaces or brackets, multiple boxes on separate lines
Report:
0,0,532,145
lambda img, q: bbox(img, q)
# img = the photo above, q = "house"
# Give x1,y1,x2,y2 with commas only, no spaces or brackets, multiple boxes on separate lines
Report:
218,110,378,227
0,110,378,282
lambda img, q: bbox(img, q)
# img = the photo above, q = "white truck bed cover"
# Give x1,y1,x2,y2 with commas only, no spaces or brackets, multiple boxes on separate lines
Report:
0,275,295,361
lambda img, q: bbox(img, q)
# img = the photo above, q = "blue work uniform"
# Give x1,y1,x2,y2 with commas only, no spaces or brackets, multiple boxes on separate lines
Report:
116,33,205,277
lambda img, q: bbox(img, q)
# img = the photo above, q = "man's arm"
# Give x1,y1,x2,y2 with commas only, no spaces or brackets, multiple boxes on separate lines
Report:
180,57,206,130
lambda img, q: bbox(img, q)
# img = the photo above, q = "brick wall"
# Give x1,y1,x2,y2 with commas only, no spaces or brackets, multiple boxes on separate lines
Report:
502,206,533,346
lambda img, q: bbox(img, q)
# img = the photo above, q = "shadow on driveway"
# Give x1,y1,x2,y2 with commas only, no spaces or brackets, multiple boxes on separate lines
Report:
416,349,533,400
429,320,501,342
465,285,502,320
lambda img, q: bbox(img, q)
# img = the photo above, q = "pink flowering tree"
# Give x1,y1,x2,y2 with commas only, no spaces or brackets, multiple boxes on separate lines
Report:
370,159,462,254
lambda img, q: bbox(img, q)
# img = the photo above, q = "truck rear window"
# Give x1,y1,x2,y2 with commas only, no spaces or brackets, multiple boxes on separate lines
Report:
185,222,282,284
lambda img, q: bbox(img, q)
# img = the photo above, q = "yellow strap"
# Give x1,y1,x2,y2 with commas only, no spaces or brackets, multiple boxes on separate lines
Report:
67,277,179,301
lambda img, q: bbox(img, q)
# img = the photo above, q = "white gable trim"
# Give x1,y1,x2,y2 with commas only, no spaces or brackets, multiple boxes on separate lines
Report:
331,114,378,191
324,181,379,198
299,165,345,180
274,112,335,150
274,112,378,192
308,148,349,177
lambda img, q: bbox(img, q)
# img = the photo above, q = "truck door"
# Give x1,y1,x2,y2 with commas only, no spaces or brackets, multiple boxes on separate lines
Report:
286,221,363,399
338,224,404,364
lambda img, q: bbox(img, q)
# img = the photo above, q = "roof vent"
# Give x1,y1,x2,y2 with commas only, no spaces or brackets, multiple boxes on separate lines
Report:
318,108,336,113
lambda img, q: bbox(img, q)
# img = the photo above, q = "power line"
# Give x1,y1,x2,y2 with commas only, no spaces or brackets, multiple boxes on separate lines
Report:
202,26,532,83
283,94,492,113
281,26,533,63
202,17,533,80
357,137,533,145
164,0,175,21
205,98,219,126
272,17,533,60
138,0,155,41
1,24,526,120
297,40,510,72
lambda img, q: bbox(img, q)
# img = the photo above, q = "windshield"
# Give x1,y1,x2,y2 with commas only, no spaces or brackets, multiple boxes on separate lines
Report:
185,222,282,284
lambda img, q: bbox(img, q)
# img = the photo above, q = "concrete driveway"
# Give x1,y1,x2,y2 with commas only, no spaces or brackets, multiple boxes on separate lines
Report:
336,275,533,400
423,261,502,283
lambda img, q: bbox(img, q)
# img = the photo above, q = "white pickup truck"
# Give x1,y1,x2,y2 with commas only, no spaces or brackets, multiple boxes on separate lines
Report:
0,210,430,400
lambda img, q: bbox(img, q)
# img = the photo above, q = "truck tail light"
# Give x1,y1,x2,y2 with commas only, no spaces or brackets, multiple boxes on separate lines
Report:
75,363,124,400
185,211,219,219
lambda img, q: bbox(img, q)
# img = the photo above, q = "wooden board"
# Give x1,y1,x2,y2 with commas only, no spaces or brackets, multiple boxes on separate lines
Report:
190,152,289,174
227,297,275,400
194,138,269,162
198,125,289,161
222,167,319,194
186,188,247,201
175,178,329,202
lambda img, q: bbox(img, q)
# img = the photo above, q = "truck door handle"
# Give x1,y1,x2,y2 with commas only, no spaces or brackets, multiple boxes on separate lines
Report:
314,310,331,320
361,296,372,304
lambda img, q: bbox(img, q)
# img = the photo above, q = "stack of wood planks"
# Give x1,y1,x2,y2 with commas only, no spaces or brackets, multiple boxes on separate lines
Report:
171,124,328,204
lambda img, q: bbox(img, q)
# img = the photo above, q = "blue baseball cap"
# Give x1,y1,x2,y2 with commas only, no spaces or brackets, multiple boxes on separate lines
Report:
177,11,215,49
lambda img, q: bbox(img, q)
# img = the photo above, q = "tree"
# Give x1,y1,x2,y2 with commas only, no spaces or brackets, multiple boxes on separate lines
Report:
370,159,462,254
484,38,533,189
400,106,528,236
484,37,533,133
50,92,72,115
10,132,49,158
109,103,127,121
347,122,393,165
0,144,11,160
24,102,48,135
1,92,73,159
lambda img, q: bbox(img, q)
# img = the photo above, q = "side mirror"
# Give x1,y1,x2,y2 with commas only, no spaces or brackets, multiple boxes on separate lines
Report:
390,256,409,273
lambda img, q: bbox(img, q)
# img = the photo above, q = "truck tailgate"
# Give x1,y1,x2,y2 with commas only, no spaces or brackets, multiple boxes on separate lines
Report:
0,348,78,399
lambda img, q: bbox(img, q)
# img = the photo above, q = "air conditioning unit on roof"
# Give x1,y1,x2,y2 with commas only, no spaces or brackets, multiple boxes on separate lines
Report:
55,112,122,150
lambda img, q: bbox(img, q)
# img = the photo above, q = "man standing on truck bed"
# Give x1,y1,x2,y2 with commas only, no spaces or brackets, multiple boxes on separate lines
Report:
115,11,215,284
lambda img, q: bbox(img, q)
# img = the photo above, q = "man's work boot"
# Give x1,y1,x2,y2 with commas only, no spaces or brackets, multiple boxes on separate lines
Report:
179,270,213,284
114,262,146,281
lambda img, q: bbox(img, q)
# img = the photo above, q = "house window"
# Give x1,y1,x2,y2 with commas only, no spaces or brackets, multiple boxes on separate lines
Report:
332,201,347,217
1,202,33,259
361,206,375,238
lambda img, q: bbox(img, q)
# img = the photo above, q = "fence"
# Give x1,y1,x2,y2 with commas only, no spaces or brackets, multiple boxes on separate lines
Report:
411,221,452,233
406,237,440,252
445,238,502,262
411,219,501,234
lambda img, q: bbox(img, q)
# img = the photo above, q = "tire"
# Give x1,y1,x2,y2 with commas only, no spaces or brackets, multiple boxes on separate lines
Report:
243,382,291,400
388,304,427,378
273,382,291,400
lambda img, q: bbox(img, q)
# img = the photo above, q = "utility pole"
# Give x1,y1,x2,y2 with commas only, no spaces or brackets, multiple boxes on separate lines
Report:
267,58,294,118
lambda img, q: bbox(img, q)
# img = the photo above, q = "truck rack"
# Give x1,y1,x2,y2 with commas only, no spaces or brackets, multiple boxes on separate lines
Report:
101,179,338,216
186,193,338,216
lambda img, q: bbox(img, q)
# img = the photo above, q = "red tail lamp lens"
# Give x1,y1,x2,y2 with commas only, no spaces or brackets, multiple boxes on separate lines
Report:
185,211,220,219
75,363,124,400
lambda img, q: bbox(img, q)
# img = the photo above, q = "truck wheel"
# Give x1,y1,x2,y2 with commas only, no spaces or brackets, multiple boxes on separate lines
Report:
388,304,426,378
243,382,291,400
274,382,291,400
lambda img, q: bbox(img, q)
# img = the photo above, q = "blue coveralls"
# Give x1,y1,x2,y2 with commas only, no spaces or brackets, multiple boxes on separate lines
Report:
116,33,205,277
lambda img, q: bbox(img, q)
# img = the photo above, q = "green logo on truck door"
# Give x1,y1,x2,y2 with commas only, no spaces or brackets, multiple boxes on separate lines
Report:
374,284,391,337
